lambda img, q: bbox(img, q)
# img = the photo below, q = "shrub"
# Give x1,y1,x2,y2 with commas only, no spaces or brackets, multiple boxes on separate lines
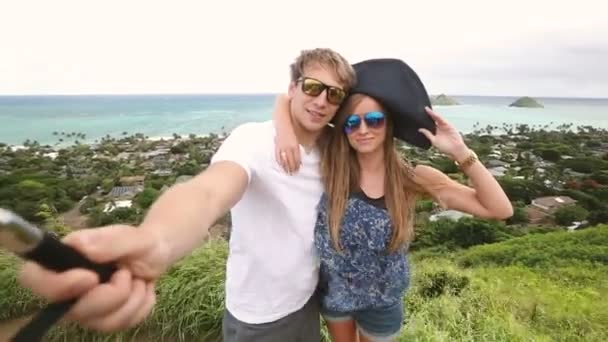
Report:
554,205,589,226
411,217,515,251
457,225,608,268
417,270,470,298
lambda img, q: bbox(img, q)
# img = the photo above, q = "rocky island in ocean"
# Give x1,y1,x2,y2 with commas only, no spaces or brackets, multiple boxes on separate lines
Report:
510,96,544,108
431,94,460,106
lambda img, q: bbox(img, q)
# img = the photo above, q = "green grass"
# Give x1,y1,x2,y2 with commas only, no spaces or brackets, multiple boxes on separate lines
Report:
402,259,607,341
0,251,45,321
44,238,229,342
1,227,607,341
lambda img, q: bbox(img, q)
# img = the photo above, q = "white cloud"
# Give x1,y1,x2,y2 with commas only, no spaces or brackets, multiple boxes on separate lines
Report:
0,0,606,96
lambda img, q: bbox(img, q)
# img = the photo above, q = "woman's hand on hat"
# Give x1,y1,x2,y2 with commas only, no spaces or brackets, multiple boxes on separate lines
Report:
418,107,469,160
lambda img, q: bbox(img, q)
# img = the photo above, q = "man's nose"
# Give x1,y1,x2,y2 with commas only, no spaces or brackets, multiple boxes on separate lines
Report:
311,89,328,108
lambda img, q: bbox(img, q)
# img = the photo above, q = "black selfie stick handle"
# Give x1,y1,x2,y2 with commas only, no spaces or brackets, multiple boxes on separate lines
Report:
11,232,117,342
23,232,116,278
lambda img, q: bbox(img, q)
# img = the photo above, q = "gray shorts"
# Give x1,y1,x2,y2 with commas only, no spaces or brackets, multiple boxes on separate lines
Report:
222,293,321,342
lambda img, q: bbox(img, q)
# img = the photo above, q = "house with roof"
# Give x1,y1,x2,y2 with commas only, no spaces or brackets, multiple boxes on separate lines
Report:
175,175,194,184
105,175,146,200
486,159,510,168
488,151,502,159
103,200,133,213
119,175,145,187
525,196,578,224
429,209,472,222
108,186,143,200
488,166,508,177
141,148,170,159
152,169,173,176
531,196,577,214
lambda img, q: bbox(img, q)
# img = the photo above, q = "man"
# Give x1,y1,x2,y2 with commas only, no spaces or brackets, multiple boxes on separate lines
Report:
18,48,356,341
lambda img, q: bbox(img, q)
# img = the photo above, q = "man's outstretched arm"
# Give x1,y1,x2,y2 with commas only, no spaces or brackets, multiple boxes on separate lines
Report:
141,160,248,269
18,155,250,332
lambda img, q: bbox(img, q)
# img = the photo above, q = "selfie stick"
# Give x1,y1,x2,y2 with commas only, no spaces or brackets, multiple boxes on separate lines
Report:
0,208,116,342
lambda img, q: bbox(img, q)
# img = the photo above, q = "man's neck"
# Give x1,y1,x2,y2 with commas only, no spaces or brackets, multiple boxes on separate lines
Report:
291,115,321,152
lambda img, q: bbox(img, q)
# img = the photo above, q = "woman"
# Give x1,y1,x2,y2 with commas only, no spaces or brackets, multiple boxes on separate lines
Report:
273,59,513,342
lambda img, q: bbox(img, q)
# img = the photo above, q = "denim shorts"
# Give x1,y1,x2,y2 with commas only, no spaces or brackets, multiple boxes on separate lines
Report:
321,301,403,341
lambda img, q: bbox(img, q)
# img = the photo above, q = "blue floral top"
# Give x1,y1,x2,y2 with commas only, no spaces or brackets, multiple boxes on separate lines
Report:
314,191,410,312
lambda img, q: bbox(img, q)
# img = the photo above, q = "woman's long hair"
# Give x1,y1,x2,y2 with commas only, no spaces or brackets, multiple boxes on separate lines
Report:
319,94,421,253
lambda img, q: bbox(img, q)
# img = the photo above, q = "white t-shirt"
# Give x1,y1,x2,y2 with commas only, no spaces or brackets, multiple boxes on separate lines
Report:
210,120,323,324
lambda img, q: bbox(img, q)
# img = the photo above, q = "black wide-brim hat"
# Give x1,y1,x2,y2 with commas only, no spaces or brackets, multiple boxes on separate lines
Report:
348,58,436,149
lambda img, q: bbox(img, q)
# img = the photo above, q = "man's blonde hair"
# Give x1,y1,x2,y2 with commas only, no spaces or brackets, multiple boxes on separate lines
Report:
290,48,356,91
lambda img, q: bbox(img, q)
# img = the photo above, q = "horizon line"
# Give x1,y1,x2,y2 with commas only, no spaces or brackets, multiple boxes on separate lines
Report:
1,92,607,100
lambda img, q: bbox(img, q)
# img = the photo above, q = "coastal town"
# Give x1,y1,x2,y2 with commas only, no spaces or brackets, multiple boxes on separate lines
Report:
1,122,606,235
1,98,606,341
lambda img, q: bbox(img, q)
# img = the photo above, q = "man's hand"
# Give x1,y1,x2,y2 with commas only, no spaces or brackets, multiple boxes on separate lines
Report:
18,224,169,332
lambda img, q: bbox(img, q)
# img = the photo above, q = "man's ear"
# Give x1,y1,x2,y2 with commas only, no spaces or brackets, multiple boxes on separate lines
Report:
288,82,296,99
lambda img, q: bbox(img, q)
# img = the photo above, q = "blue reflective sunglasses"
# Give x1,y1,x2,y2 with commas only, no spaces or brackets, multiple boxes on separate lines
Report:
343,111,386,134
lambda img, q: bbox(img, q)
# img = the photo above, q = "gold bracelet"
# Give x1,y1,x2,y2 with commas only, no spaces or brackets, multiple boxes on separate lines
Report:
454,150,478,171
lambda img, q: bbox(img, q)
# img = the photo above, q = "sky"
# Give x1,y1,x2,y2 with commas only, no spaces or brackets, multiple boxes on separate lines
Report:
1,0,607,98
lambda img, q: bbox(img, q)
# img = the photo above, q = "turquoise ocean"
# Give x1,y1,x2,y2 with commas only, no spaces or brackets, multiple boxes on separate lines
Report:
0,94,606,146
